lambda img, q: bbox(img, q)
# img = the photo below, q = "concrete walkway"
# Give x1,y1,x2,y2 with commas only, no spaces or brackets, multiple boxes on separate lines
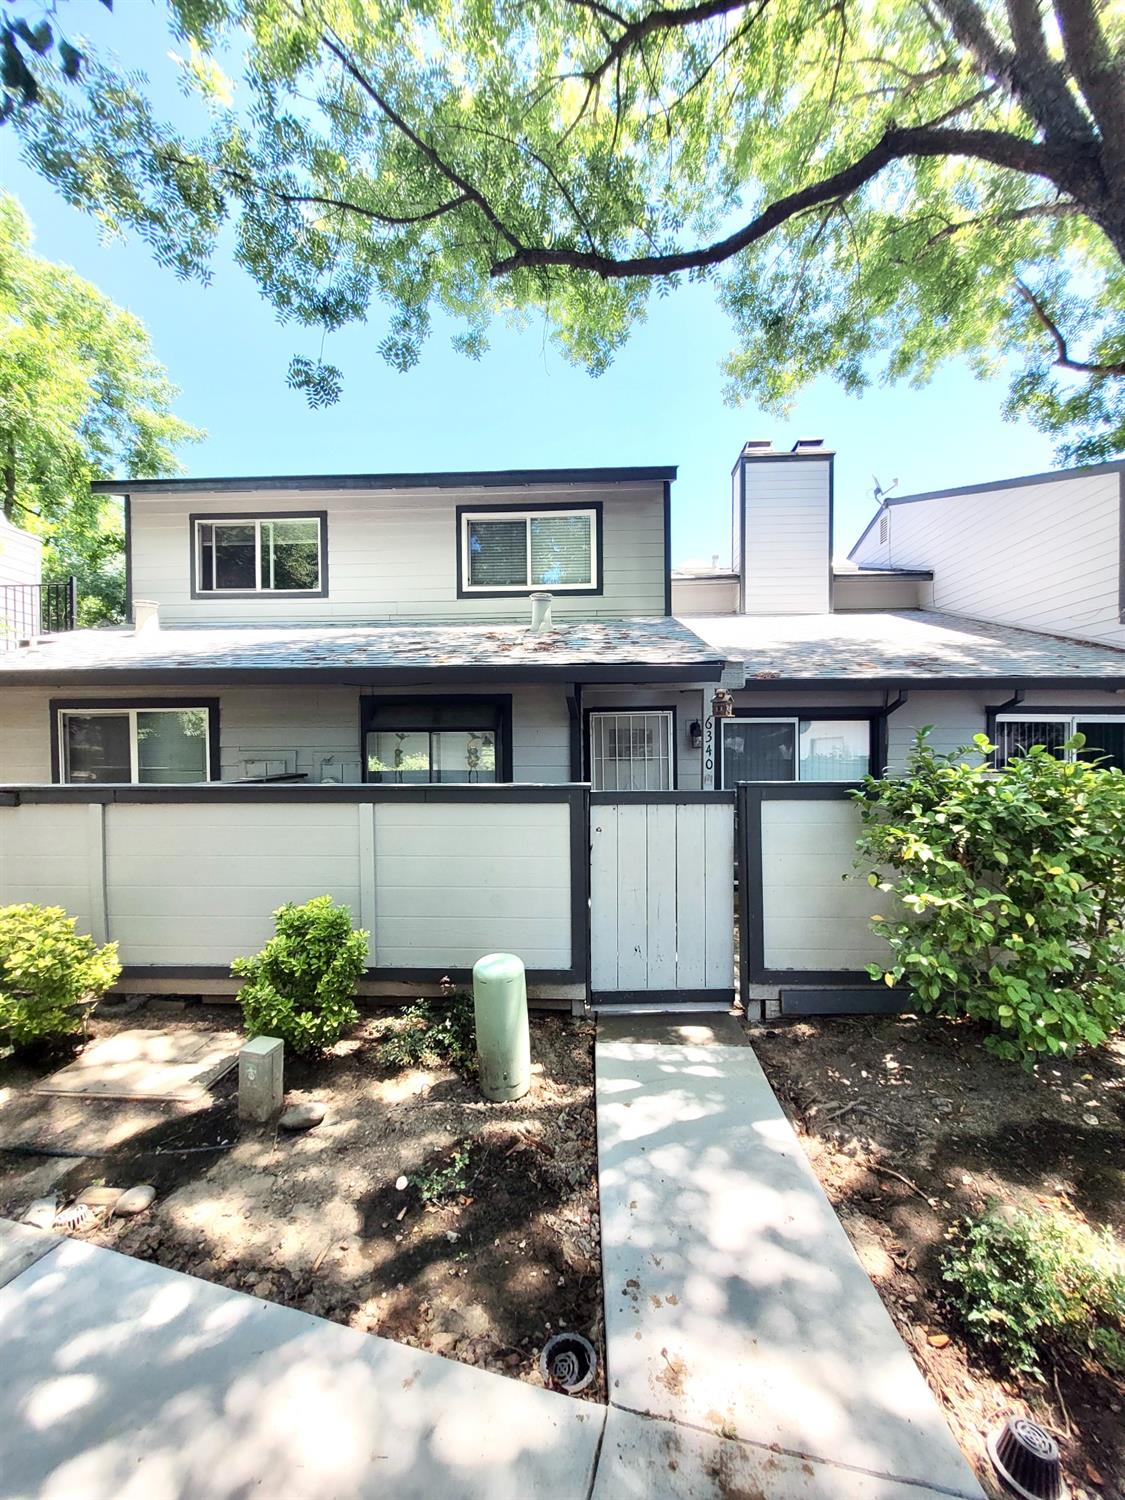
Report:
595,1013,985,1499
0,1221,602,1500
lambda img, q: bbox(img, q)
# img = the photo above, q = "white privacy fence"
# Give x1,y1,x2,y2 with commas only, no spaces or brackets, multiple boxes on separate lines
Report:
0,785,586,985
737,785,893,1016
589,792,735,1003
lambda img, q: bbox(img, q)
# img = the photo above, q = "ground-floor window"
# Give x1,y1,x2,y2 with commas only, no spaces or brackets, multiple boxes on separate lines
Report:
994,714,1125,770
362,697,511,783
587,709,674,791
720,717,871,786
56,704,214,784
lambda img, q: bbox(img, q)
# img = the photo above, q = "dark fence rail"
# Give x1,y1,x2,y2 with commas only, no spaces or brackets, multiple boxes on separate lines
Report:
0,579,77,648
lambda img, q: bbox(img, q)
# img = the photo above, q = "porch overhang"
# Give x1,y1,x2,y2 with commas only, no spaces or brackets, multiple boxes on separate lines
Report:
0,617,725,687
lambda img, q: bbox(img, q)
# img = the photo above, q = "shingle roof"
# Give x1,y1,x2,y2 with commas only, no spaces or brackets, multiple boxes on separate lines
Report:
0,616,723,684
679,610,1125,684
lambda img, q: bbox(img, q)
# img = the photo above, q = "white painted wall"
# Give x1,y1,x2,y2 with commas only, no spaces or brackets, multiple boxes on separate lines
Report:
831,573,925,611
670,576,739,615
0,793,575,975
127,480,667,624
373,800,572,968
850,468,1125,648
0,515,42,587
759,799,890,972
590,798,733,993
740,457,832,614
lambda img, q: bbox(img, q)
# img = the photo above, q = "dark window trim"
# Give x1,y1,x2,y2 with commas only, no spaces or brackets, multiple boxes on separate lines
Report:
123,494,133,625
986,703,1125,766
49,697,221,784
455,500,604,599
1119,470,1125,624
662,480,673,617
188,510,329,600
717,710,876,790
583,704,678,791
359,694,514,783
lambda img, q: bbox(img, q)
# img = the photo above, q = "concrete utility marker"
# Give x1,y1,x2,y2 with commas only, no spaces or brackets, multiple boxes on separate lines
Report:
595,1013,986,1500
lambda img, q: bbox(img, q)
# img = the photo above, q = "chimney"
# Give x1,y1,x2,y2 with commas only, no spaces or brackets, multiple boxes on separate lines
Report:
133,599,160,633
732,437,834,615
529,591,553,635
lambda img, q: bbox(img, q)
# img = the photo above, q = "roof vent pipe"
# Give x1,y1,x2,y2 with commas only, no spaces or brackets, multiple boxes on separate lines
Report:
530,592,553,635
133,599,160,634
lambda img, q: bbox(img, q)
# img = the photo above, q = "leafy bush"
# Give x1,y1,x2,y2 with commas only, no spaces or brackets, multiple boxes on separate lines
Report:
942,1205,1125,1377
232,896,368,1056
855,731,1125,1061
375,988,477,1073
0,903,120,1049
408,1142,473,1204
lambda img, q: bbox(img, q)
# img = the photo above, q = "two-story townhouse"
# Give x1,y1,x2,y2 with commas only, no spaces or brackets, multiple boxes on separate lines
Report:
0,467,726,792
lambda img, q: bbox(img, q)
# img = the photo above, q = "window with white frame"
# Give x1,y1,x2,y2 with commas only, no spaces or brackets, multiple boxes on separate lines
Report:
994,714,1125,771
58,706,212,784
720,717,870,786
589,710,674,791
460,508,598,592
194,515,324,594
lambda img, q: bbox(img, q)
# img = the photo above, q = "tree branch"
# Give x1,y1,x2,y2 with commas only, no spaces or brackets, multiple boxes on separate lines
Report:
490,124,1073,279
575,0,758,90
1016,278,1125,376
1053,0,1125,174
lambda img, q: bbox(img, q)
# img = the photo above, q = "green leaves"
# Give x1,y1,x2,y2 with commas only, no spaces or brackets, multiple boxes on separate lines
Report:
233,896,369,1056
0,903,121,1049
3,0,1122,446
855,733,1125,1064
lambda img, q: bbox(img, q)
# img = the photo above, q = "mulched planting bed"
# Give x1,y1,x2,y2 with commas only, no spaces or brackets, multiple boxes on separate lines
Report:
0,1005,603,1399
752,1013,1124,1500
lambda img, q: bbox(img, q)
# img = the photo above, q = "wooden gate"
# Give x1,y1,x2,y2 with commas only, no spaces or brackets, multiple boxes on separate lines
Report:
589,791,735,1006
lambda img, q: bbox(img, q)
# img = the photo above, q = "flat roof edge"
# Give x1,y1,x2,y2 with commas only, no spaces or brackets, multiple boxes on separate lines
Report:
92,466,679,495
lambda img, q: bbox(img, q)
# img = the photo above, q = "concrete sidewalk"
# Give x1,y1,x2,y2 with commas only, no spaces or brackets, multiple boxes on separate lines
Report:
0,1221,603,1500
595,1014,985,1500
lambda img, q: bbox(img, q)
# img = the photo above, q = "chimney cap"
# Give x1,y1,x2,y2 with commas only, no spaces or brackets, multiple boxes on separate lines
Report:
742,438,772,453
791,437,825,451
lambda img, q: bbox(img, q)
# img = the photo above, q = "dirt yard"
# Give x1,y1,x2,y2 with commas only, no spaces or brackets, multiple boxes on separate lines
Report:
752,1013,1124,1500
0,1005,603,1398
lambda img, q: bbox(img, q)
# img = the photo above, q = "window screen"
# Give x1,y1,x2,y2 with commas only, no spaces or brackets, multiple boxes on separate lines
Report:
60,708,210,784
589,711,673,791
722,721,795,783
63,714,132,784
462,510,596,590
197,517,321,593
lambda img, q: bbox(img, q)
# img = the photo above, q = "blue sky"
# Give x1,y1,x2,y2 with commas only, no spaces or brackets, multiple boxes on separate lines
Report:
3,2,1060,566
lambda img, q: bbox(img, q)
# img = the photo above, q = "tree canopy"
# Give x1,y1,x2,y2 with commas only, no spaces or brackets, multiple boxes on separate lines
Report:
7,0,1125,458
0,193,201,622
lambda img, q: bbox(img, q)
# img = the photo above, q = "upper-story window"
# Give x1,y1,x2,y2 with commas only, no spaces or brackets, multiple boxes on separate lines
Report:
458,505,601,594
192,513,328,596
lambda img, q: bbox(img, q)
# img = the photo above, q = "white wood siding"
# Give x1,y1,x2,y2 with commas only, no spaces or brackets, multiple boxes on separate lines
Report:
742,459,831,614
128,482,666,624
373,801,572,969
590,799,734,992
0,794,575,974
0,516,42,588
0,683,573,786
851,471,1125,648
760,799,890,971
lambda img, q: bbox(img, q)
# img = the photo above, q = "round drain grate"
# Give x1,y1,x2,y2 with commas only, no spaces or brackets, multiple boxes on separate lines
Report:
539,1332,597,1394
987,1417,1061,1500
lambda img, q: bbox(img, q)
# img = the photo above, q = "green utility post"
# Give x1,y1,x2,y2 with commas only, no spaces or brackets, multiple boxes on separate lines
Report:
472,952,531,1102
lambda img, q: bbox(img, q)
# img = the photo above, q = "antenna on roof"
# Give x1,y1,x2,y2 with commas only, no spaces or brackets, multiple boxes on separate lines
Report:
872,474,899,504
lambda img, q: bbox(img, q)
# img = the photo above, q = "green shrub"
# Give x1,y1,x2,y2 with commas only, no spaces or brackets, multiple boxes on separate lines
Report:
942,1205,1125,1377
233,896,368,1056
855,730,1125,1061
0,903,120,1049
408,1142,473,1204
375,988,477,1072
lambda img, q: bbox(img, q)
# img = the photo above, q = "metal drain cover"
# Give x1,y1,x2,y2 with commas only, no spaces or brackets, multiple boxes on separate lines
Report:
539,1331,597,1394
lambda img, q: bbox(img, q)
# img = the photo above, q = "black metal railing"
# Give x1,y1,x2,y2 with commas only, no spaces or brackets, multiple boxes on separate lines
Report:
0,578,78,649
